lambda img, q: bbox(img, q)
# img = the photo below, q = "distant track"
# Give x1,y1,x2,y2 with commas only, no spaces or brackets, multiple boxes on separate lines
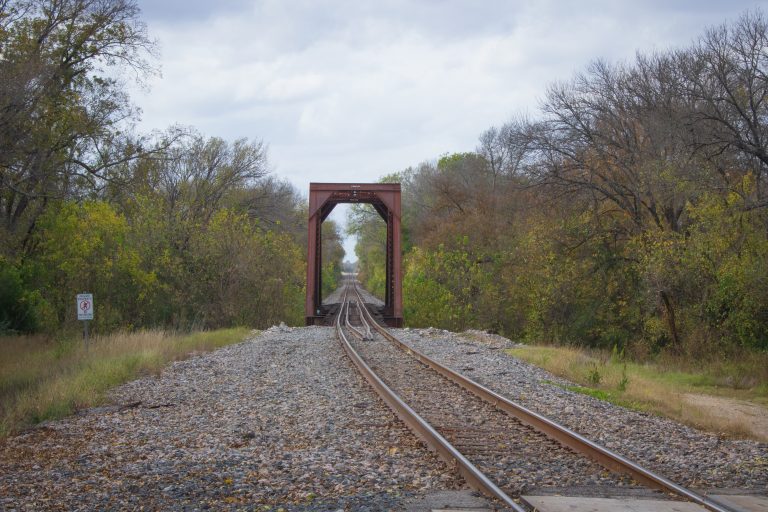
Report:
334,278,737,512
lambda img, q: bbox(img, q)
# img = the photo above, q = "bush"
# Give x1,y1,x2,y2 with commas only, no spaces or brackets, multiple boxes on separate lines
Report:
0,258,53,334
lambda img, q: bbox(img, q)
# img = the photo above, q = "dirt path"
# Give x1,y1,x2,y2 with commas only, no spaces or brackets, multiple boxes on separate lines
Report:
683,393,768,442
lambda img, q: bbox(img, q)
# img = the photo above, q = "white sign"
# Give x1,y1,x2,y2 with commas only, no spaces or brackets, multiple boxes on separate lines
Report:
77,293,93,320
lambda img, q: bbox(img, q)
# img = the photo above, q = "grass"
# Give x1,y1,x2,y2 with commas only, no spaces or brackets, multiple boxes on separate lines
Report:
507,345,768,441
0,327,252,439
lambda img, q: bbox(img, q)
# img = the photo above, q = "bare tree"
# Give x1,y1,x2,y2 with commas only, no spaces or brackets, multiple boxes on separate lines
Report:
531,53,710,235
477,115,536,180
687,10,768,209
156,134,269,249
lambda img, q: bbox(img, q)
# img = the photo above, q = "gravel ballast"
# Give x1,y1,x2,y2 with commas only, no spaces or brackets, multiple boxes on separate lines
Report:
0,326,462,511
347,327,641,497
1,324,765,511
397,327,768,492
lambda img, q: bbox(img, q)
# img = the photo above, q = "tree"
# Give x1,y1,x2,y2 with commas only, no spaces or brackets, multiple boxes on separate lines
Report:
348,202,386,297
24,200,155,330
188,209,305,328
154,133,269,251
0,0,157,255
687,10,768,212
348,10,768,356
321,219,345,297
229,175,306,240
0,2,312,334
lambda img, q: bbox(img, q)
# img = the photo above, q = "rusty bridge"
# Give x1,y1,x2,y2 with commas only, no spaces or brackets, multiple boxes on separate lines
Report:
305,182,403,327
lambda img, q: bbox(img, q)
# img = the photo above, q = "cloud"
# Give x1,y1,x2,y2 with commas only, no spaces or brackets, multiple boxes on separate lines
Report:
132,0,768,193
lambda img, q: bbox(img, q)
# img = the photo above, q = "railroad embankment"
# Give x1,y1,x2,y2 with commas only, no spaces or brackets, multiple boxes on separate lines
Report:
0,325,766,509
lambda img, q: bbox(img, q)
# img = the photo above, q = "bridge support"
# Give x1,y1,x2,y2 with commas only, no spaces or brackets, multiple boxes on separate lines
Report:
305,183,402,327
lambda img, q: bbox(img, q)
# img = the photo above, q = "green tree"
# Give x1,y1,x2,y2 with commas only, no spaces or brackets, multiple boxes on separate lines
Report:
321,219,345,297
189,209,304,328
0,0,158,255
24,200,155,331
0,256,52,332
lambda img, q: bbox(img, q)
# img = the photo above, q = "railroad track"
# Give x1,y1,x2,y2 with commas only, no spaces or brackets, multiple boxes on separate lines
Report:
334,279,738,512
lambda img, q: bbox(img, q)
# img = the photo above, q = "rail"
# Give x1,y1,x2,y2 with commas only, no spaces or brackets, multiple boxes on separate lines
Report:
335,285,525,510
339,280,737,512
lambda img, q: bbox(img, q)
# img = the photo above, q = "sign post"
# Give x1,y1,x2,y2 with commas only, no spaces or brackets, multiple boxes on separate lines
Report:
76,293,94,348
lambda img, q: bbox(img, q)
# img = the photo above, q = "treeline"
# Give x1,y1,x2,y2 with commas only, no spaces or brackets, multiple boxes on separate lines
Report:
353,11,768,357
0,0,344,334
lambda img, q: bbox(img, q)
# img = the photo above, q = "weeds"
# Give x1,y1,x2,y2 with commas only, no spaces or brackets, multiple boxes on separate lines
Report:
0,328,251,439
617,364,629,392
586,365,602,385
508,344,768,441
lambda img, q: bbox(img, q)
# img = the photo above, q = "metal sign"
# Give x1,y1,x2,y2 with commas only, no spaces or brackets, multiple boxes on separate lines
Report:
77,293,94,320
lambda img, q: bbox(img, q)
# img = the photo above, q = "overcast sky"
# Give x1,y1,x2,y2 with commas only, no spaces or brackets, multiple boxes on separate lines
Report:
131,0,768,260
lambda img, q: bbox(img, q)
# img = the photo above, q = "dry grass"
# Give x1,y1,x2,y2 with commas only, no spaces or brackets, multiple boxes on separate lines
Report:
507,345,768,441
0,328,251,439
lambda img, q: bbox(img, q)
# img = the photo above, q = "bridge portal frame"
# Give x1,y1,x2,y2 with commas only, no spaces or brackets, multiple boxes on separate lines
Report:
305,182,402,327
